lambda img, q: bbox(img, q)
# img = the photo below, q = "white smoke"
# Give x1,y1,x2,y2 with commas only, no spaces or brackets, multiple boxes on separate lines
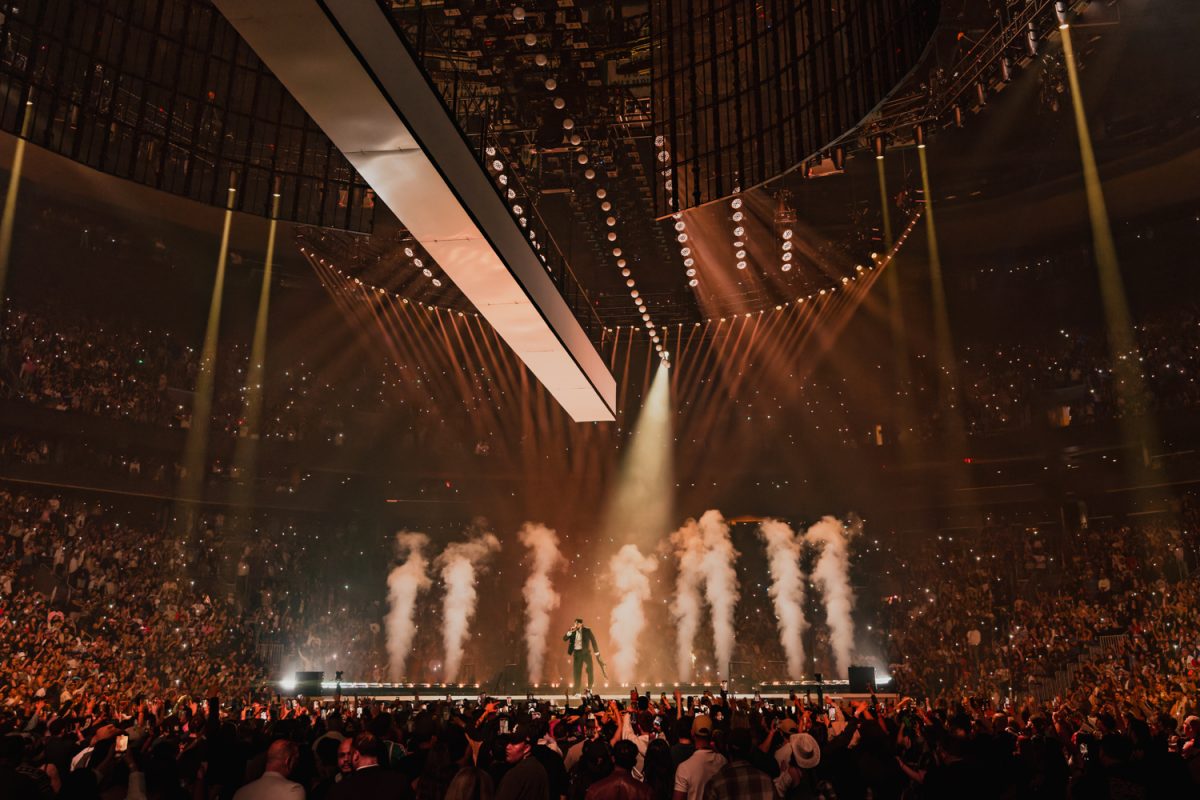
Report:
804,516,857,677
669,518,706,681
698,510,739,679
758,519,807,680
607,544,658,685
384,532,432,680
518,523,563,685
436,531,501,682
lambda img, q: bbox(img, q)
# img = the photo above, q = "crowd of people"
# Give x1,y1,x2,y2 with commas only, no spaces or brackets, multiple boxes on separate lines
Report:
3,474,1200,797
3,675,1199,799
877,511,1200,745
6,301,1200,460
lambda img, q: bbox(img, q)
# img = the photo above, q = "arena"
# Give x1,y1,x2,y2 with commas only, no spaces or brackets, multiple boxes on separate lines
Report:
2,1,1200,798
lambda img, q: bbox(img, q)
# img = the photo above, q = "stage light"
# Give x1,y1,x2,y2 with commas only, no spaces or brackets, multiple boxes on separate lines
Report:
686,269,696,277
563,118,574,130
617,258,627,267
953,105,964,128
674,221,686,231
606,216,617,226
733,226,745,237
731,197,742,209
404,247,414,257
485,146,496,156
544,77,556,90
732,211,744,222
491,159,503,171
585,169,596,180
677,233,688,243
613,248,622,256
683,258,694,267
782,241,792,251
975,81,987,107
914,124,927,149
735,249,746,259
626,279,636,288
602,201,612,211
1000,56,1012,84
873,135,886,160
621,268,631,277
782,253,792,262
577,153,588,165
736,261,747,270
1026,21,1039,56
1055,1,1069,28
597,189,607,199
512,204,523,214
680,247,691,256
607,232,617,241
781,263,792,272
498,174,508,185
414,258,424,267
782,229,793,240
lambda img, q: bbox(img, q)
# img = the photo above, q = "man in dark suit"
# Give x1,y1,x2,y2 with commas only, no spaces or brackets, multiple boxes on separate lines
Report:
563,617,601,692
329,732,413,800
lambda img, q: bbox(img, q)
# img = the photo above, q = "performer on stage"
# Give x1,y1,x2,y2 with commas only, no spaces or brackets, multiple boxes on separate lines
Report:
564,617,601,692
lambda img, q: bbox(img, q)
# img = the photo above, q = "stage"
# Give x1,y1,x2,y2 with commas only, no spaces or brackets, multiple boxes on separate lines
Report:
279,676,895,704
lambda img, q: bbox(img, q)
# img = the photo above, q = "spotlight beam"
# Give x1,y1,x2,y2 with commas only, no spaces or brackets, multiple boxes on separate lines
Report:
600,361,675,550
1061,26,1157,469
0,95,34,314
176,175,237,525
917,147,963,444
230,187,281,522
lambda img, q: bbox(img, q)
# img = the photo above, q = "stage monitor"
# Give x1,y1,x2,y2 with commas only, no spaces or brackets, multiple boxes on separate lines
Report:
847,666,877,693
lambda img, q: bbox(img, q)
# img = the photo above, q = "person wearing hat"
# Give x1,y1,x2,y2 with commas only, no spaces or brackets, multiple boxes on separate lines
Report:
496,725,550,800
672,715,726,800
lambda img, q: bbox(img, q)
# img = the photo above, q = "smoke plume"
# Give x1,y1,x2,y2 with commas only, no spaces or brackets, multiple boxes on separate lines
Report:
698,510,740,678
669,518,705,681
607,544,658,685
518,523,563,685
804,516,856,677
384,532,432,680
436,531,501,682
758,520,807,680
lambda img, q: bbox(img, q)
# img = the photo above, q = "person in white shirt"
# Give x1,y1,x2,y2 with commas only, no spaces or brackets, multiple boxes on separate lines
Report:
233,739,304,800
673,715,726,800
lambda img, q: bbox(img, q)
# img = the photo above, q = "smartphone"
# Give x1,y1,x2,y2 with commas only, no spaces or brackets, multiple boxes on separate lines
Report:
1079,743,1088,757
499,718,510,735
115,735,129,754
259,711,268,720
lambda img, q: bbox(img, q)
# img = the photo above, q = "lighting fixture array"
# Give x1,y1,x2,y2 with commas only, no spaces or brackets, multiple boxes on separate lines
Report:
300,247,475,318
486,145,551,271
588,175,665,360
655,135,699,290
729,193,748,273
599,211,922,332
